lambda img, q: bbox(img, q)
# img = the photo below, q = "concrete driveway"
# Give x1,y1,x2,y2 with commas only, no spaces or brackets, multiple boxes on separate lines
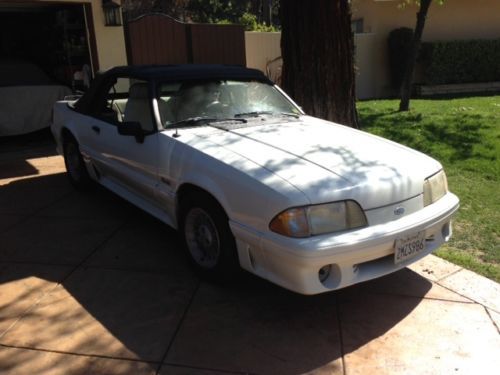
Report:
0,132,499,375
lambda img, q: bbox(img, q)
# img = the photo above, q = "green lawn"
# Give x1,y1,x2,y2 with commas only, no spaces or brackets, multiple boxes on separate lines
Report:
358,96,500,282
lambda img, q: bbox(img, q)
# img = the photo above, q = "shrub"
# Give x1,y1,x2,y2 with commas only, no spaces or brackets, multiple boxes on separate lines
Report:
387,27,414,90
421,39,500,85
216,13,277,31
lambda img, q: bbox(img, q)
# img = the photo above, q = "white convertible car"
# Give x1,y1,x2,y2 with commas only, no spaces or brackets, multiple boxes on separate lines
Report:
51,65,459,294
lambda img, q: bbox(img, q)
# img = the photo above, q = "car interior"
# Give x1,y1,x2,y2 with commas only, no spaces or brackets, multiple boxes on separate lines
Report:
103,78,297,133
105,79,173,133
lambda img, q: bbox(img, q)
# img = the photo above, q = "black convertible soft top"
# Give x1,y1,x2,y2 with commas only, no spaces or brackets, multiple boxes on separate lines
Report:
103,64,271,82
74,64,271,113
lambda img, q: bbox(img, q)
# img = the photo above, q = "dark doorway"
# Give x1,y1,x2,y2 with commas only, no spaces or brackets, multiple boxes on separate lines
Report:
0,2,93,91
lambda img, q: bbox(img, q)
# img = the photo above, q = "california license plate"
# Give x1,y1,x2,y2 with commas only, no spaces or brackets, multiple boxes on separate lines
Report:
394,231,426,264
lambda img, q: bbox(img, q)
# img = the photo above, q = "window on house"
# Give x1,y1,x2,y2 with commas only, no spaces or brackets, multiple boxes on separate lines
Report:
351,18,364,34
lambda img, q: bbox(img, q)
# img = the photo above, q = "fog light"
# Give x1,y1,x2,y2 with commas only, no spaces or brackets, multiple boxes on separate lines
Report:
318,265,331,283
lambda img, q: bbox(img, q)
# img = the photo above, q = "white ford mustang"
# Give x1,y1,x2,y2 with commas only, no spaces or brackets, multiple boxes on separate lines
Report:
51,65,459,294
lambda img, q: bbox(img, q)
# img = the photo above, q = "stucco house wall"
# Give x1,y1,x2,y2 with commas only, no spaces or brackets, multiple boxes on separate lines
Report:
352,0,500,97
14,1,500,99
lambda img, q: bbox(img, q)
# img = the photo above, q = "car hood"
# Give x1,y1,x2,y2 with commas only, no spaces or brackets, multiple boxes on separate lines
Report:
177,116,442,209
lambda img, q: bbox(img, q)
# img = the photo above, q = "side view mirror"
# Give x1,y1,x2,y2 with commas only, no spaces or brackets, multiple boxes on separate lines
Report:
117,121,144,143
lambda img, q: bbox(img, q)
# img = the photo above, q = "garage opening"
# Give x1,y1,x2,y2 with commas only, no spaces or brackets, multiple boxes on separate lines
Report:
0,2,94,90
0,1,97,136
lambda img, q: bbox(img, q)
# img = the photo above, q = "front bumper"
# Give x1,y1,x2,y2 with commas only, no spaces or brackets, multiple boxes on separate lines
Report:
230,192,459,295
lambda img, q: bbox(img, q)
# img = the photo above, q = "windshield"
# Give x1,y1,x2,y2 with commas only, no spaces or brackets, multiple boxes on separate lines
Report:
157,80,301,127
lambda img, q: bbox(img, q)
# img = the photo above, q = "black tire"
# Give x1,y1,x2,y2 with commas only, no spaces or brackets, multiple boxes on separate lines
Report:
180,193,240,280
63,135,92,190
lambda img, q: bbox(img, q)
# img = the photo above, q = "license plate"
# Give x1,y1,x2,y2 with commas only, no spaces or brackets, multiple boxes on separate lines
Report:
394,231,426,264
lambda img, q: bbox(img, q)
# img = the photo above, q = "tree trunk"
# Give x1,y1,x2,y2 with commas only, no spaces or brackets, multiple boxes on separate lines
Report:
280,0,359,128
399,0,432,112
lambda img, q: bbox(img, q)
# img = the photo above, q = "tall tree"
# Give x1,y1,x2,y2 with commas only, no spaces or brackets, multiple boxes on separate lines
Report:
399,0,441,111
280,0,358,128
122,0,188,20
122,0,257,23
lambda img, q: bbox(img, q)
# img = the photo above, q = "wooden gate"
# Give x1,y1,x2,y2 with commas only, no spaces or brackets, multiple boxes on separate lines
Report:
125,14,246,66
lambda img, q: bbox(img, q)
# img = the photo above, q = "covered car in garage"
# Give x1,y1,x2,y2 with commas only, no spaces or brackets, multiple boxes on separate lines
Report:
0,60,72,136
0,1,101,136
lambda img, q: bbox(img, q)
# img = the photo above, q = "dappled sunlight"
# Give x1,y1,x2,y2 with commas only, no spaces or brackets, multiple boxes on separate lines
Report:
0,344,154,375
358,97,499,167
1,117,495,374
1,268,193,363
0,274,58,336
182,117,430,212
0,166,437,374
358,97,500,281
163,272,432,374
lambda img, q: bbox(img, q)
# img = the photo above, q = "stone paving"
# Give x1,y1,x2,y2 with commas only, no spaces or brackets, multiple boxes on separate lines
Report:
0,133,498,374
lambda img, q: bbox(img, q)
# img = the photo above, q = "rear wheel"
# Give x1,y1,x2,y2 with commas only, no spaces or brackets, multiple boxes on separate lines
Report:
63,136,91,190
180,193,239,280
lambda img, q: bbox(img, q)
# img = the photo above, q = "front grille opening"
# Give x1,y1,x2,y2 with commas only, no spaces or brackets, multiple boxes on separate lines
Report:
354,254,394,273
353,254,396,280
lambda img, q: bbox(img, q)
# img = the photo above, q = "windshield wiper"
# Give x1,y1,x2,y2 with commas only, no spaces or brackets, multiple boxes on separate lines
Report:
278,112,300,118
235,111,300,118
166,116,247,128
235,111,273,117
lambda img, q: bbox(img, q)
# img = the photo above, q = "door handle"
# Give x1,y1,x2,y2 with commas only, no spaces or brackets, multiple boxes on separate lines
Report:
91,126,100,134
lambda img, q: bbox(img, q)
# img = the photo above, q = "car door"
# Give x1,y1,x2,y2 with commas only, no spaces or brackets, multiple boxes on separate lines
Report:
87,76,160,205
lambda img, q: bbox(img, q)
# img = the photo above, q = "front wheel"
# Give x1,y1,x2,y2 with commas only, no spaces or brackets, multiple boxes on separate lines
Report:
181,194,239,280
63,136,92,190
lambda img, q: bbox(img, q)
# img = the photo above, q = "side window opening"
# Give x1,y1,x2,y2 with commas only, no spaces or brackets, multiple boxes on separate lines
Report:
101,77,130,124
103,77,155,133
157,82,182,125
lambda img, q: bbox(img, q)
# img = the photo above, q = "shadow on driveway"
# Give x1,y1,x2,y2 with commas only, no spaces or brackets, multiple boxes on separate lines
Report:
0,171,434,374
0,129,57,180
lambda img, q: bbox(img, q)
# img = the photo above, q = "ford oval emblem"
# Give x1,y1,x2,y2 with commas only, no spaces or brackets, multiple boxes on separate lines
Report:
394,207,405,216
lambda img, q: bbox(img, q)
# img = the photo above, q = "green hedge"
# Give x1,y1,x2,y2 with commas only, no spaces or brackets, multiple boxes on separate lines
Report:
421,39,500,85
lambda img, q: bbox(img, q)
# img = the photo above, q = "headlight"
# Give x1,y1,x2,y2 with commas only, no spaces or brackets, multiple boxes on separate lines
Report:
269,200,367,238
423,170,448,206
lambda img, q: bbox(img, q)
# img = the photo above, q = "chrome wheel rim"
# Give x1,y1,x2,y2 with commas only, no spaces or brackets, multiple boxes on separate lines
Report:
65,143,81,181
184,208,221,269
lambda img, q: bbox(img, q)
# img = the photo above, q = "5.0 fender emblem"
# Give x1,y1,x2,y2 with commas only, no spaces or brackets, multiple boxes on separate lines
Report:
394,207,405,216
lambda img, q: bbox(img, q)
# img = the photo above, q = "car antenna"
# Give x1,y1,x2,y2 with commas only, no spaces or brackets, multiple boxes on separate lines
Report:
173,127,180,138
